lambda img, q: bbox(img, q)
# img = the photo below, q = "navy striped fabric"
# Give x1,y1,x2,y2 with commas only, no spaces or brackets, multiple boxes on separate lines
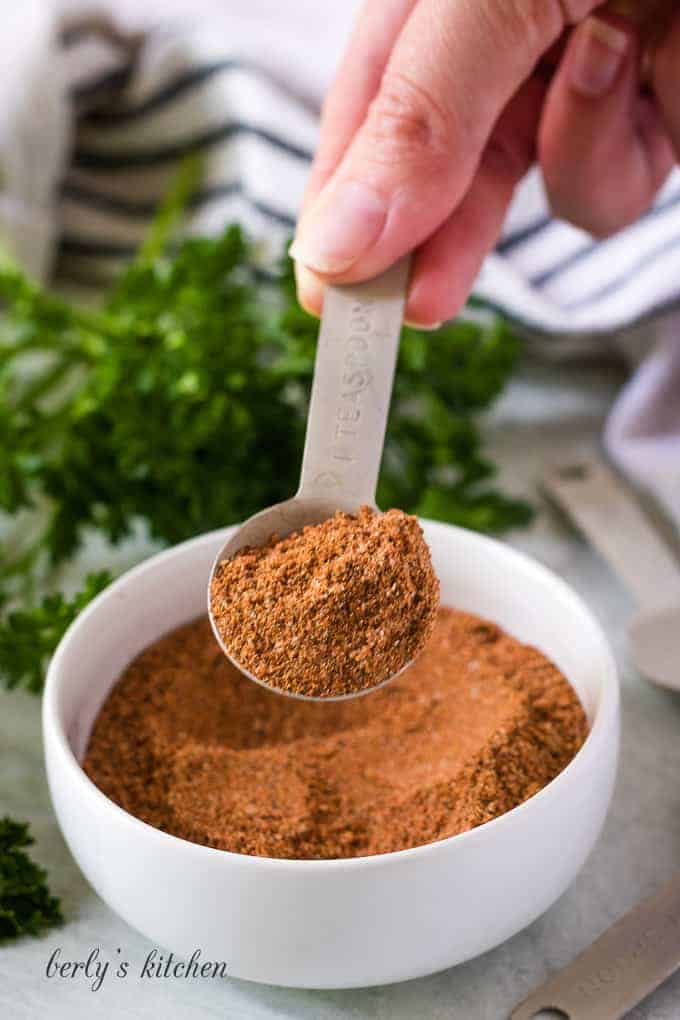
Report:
58,19,680,350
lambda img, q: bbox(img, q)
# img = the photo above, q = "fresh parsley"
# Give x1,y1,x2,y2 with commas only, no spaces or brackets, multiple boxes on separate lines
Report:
0,817,63,942
0,572,111,694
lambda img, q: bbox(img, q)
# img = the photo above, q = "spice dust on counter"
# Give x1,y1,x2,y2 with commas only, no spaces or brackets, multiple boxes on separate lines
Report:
209,506,440,698
83,608,588,859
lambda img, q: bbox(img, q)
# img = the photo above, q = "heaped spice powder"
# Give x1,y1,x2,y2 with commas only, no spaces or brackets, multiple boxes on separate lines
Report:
83,608,588,859
209,506,440,698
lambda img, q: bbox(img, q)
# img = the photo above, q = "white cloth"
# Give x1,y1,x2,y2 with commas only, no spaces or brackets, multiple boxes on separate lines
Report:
0,1,70,279
2,0,679,527
605,313,680,532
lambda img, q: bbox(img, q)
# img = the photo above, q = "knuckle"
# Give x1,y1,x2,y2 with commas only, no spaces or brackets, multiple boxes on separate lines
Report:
364,70,455,169
486,0,565,52
484,0,603,52
557,0,601,22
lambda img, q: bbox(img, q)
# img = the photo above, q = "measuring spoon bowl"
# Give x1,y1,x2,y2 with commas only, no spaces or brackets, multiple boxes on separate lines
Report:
207,494,419,703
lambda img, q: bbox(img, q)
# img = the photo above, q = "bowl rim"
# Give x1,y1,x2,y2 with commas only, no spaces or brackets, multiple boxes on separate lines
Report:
43,519,619,873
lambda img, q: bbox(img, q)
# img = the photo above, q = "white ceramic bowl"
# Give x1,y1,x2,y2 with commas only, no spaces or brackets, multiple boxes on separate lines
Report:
43,521,619,989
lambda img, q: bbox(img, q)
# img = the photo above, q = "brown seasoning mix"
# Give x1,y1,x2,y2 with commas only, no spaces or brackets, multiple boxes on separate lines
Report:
83,608,588,859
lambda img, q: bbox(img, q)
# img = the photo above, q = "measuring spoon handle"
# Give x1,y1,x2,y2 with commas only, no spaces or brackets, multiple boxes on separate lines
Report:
543,458,680,612
296,257,411,508
511,870,680,1020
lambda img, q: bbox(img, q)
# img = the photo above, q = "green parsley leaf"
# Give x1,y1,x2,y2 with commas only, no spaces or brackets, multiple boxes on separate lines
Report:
0,573,111,693
0,817,63,942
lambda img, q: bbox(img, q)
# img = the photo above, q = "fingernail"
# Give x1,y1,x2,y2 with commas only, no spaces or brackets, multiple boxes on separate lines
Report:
570,17,629,98
289,180,387,274
404,319,443,332
294,263,324,317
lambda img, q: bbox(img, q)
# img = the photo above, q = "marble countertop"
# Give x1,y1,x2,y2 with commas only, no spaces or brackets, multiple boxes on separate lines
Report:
2,358,680,1020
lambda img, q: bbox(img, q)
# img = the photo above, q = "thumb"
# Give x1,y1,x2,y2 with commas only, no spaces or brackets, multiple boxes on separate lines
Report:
291,0,603,284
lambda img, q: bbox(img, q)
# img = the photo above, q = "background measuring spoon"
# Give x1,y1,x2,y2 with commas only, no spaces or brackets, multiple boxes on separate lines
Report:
544,457,680,693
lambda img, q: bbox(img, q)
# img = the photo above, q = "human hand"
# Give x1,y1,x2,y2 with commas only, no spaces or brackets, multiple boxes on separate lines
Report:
290,0,680,327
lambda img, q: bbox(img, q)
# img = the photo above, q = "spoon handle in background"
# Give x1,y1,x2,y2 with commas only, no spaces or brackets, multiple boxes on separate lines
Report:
510,870,680,1020
296,256,411,508
543,458,680,612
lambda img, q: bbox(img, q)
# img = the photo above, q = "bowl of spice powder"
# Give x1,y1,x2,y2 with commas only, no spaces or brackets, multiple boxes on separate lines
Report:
43,519,619,988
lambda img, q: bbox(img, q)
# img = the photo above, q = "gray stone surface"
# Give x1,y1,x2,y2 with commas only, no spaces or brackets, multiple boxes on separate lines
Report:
2,358,680,1019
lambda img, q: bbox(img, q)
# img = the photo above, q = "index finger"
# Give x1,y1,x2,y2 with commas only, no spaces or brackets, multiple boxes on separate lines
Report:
294,0,417,314
301,0,418,215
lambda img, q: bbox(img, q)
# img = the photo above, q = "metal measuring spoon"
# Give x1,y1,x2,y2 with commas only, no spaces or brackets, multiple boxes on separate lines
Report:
208,257,412,700
544,458,680,693
512,869,680,1020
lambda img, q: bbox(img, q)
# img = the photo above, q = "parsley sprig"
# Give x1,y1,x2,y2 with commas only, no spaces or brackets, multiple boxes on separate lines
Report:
0,817,63,942
0,572,111,694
